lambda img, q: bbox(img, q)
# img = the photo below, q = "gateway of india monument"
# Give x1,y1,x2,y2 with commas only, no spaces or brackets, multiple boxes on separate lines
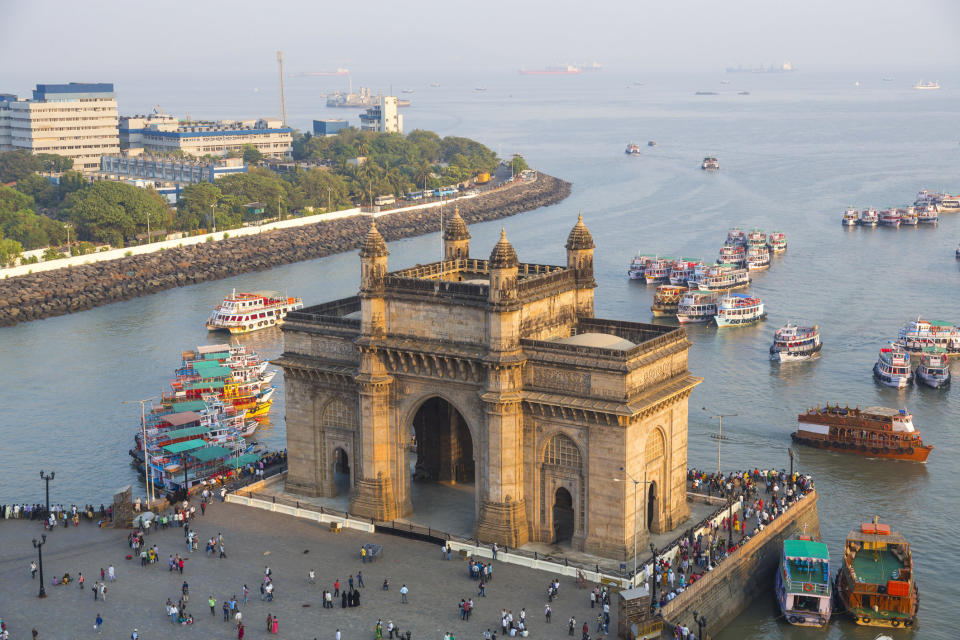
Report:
276,211,701,558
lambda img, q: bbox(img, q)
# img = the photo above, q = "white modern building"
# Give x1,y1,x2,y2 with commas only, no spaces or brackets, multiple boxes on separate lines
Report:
120,115,293,158
359,96,403,134
0,83,119,173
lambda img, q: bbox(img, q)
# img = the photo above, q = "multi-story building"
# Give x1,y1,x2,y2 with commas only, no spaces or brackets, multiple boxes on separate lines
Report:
312,119,350,137
359,96,403,134
121,116,292,159
99,154,247,185
0,83,119,173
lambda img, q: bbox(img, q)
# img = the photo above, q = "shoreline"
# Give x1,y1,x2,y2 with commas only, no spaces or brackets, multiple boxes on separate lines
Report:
0,173,571,327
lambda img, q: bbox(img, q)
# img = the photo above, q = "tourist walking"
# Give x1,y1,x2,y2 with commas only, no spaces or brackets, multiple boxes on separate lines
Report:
108,565,115,581
30,560,37,579
94,613,103,634
209,596,217,616
400,584,408,603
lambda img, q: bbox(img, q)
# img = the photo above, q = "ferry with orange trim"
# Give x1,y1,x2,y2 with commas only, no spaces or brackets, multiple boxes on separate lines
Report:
792,404,933,462
206,290,303,334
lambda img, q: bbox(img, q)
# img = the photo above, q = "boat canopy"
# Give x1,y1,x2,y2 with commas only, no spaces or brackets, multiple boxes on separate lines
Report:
192,362,233,379
189,445,233,462
236,453,261,466
783,539,829,560
197,344,231,354
159,411,202,427
162,438,207,454
171,400,208,412
162,425,210,441
929,320,953,327
186,380,225,390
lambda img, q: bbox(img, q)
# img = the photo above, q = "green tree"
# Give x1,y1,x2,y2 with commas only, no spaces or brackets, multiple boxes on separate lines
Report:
510,154,530,174
13,173,59,209
61,181,169,245
0,186,65,248
297,169,351,211
242,144,263,165
37,153,74,172
176,182,223,231
57,170,87,201
0,236,23,267
0,150,43,183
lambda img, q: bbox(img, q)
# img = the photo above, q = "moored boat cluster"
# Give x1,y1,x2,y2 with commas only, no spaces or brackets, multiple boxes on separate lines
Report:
869,317,957,389
128,343,277,492
629,227,786,328
840,190,960,227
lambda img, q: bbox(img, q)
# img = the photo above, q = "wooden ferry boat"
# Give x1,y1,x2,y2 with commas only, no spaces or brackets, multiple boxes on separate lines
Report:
767,231,787,252
842,208,859,226
676,291,718,324
776,537,831,627
651,285,688,317
916,347,950,388
701,156,719,170
859,208,879,226
835,520,919,629
696,265,750,292
206,290,303,335
792,404,933,462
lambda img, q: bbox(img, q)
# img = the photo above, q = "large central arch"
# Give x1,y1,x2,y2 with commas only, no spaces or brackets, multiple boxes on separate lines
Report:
405,395,477,535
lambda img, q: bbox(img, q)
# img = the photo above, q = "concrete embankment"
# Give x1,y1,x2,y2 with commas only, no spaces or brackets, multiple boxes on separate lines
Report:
661,491,821,639
0,174,571,327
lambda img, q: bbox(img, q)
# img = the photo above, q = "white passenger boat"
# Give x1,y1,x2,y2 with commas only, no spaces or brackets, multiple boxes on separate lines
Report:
717,243,746,266
625,143,642,156
696,265,750,292
770,323,822,362
916,348,950,388
874,344,914,388
776,536,832,627
899,207,918,226
917,204,939,224
726,227,748,246
842,209,860,226
676,291,719,324
686,262,710,288
859,208,878,226
747,228,766,247
628,253,657,280
767,231,787,252
702,156,719,170
668,260,701,286
878,209,901,227
746,245,771,270
896,317,960,354
206,290,304,334
644,257,673,284
938,194,960,212
715,293,766,327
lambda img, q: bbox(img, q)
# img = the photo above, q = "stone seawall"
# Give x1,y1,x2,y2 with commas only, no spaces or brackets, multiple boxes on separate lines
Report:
0,174,571,327
661,491,821,639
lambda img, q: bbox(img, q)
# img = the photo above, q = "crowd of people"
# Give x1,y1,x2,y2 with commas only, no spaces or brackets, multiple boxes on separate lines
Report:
1,503,112,528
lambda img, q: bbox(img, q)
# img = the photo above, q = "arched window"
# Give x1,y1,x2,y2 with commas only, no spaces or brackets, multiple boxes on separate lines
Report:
645,430,665,464
543,434,582,470
322,398,354,430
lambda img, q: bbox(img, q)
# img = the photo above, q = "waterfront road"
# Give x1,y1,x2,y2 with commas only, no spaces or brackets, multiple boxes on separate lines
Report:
0,499,614,639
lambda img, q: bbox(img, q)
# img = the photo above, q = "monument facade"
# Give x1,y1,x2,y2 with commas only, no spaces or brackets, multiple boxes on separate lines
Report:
277,210,701,557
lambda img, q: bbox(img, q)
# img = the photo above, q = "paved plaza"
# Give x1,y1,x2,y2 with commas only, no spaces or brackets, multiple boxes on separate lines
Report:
0,499,618,640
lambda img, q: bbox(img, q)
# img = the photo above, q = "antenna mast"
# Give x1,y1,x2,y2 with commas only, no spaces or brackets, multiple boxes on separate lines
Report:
277,50,288,127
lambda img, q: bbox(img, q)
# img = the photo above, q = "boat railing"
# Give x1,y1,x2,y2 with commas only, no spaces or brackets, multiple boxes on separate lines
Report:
784,576,830,596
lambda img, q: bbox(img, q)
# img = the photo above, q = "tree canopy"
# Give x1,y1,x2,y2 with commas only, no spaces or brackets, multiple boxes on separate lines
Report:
62,181,169,246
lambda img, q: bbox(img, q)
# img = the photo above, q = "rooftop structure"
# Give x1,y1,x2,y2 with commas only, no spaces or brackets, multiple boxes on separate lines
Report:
313,119,350,137
359,96,403,134
120,114,292,159
0,82,119,173
277,212,701,556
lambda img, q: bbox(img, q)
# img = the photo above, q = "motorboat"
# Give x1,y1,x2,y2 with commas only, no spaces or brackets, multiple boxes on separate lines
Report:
873,344,913,388
770,323,822,362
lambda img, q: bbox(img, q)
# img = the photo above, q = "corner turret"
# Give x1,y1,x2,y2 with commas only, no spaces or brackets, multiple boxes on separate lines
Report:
565,213,596,316
488,228,519,304
444,206,471,260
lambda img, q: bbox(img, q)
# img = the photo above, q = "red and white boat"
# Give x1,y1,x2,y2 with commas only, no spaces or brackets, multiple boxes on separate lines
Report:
878,209,901,227
206,290,304,335
859,209,878,226
644,258,674,284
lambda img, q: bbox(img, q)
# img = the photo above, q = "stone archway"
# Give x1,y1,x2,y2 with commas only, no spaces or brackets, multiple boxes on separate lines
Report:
333,447,350,497
647,481,657,530
553,487,575,544
645,429,666,533
408,396,476,534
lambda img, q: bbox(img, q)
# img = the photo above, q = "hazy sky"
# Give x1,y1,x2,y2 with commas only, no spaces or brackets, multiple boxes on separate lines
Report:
2,0,959,85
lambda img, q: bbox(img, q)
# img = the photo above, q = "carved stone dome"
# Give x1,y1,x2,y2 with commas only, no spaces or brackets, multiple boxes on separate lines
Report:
565,213,595,250
488,228,518,268
444,207,471,241
359,219,389,258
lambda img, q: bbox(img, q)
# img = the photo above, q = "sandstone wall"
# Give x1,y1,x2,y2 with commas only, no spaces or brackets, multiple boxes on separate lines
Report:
0,174,571,327
660,491,822,639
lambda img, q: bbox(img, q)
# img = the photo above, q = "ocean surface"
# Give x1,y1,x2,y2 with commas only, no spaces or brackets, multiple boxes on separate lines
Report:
2,70,959,638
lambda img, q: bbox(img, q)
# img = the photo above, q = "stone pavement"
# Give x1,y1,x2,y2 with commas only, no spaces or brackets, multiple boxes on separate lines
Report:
0,499,616,640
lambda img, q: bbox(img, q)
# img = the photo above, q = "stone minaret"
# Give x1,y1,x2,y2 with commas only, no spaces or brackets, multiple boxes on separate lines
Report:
444,206,471,261
352,219,402,520
565,212,596,318
477,228,529,546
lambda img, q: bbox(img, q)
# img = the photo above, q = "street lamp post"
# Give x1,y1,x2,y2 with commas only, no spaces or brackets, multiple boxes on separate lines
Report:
649,543,659,603
210,203,217,233
39,470,54,519
692,610,707,639
703,408,737,476
123,397,158,503
614,467,652,586
32,534,47,598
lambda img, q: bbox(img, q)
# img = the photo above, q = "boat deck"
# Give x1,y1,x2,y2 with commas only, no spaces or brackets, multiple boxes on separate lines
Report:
851,549,904,584
787,561,830,586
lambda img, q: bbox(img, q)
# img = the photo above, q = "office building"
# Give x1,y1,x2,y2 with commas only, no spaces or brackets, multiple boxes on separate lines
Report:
312,119,350,137
359,96,403,134
121,116,292,158
0,83,119,173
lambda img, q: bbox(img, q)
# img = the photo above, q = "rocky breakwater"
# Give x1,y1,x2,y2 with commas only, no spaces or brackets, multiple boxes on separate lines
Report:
0,173,571,327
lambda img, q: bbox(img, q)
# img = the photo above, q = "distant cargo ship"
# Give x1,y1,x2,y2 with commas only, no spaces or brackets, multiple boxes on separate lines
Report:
575,62,602,72
913,81,940,90
300,68,350,77
726,62,795,74
519,65,581,75
327,88,410,108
